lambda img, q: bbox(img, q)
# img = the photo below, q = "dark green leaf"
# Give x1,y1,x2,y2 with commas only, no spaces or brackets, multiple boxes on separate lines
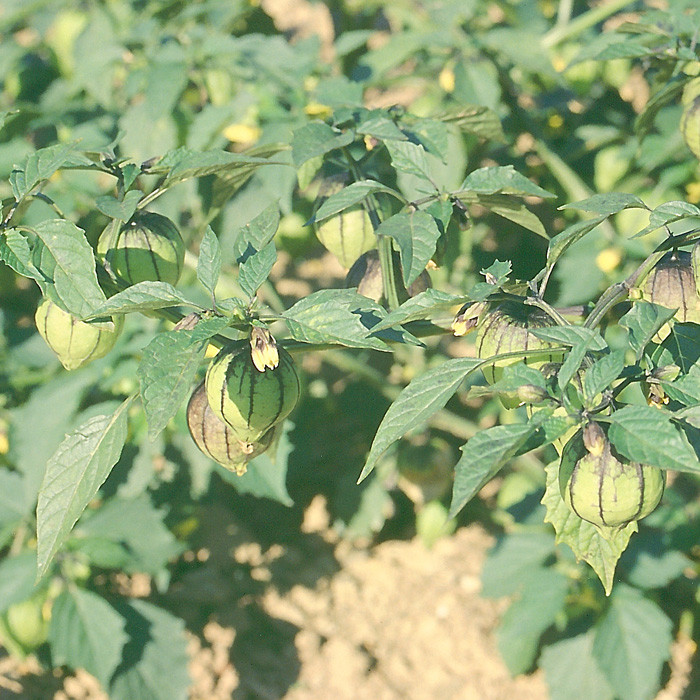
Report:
95,190,142,221
239,242,276,299
450,423,536,517
560,193,647,216
196,226,221,297
31,219,107,319
234,204,280,258
460,165,555,199
457,192,549,238
49,588,128,688
619,302,678,360
36,398,132,580
377,211,441,287
592,585,672,700
311,180,404,224
359,357,484,482
109,599,189,700
88,282,198,317
608,404,700,473
291,122,354,168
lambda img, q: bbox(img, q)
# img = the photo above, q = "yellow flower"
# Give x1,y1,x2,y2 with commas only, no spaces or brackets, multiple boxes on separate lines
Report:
439,67,455,93
222,123,261,144
596,248,622,274
250,327,279,372
304,102,333,119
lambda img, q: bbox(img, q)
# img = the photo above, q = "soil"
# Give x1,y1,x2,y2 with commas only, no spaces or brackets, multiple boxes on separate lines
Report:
1,495,697,700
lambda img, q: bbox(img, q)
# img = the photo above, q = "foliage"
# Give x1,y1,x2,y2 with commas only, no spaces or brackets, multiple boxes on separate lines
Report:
2,1,700,699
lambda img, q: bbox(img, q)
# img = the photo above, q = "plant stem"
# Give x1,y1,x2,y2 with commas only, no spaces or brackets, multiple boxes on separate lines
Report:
542,0,636,49
341,146,401,310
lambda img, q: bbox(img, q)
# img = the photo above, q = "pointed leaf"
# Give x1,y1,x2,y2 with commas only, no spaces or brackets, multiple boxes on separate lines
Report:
36,399,132,580
49,588,128,688
0,229,45,284
10,142,86,201
607,404,700,473
583,350,626,402
291,122,355,168
371,288,469,332
283,289,390,351
385,139,435,184
633,201,700,238
460,165,555,199
542,462,637,595
450,423,536,517
87,282,198,317
619,302,677,360
360,357,484,481
377,210,441,286
547,215,608,269
311,180,404,224
560,193,647,216
196,226,221,296
95,190,142,221
31,219,107,319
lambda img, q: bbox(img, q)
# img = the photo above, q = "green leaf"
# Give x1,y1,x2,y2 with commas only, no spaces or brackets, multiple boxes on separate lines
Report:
311,180,404,224
109,599,189,700
540,632,615,700
497,568,569,675
633,201,700,238
403,118,450,161
151,146,279,188
0,229,45,284
196,226,221,297
541,462,636,595
137,332,209,441
377,211,441,287
460,165,555,199
49,588,128,688
359,357,485,482
36,398,132,581
283,289,390,351
0,552,39,615
546,215,608,270
440,105,505,142
385,139,436,184
10,142,86,201
75,495,183,574
370,288,469,332
619,302,677,360
583,350,626,402
607,404,700,473
592,584,672,700
560,193,647,216
0,469,29,526
481,532,557,598
95,190,142,221
356,112,407,141
234,204,280,299
531,325,607,351
31,219,107,319
218,422,294,506
291,122,355,168
88,282,198,316
450,423,537,517
458,191,549,239
650,323,700,373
